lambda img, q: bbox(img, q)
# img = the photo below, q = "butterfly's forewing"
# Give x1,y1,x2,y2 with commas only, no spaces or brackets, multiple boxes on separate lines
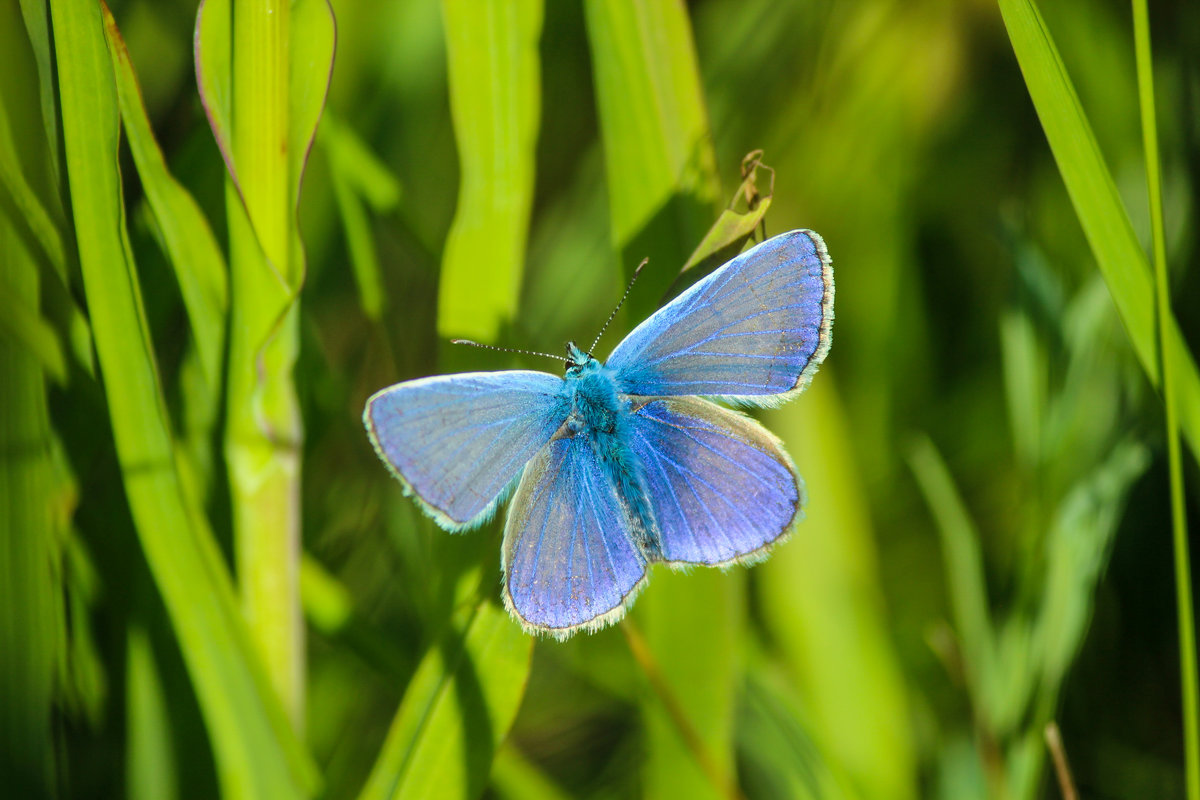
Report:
364,371,568,530
502,433,648,638
628,397,802,566
606,230,833,405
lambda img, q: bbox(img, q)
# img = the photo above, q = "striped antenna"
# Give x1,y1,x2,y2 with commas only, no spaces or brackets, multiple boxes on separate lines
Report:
590,257,649,353
450,339,568,363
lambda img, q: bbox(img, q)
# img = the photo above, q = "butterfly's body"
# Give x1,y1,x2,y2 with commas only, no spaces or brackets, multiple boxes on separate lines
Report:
365,230,834,638
561,343,661,559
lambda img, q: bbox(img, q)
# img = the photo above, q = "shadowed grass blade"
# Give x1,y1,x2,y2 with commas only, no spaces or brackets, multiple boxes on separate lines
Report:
358,597,533,800
0,204,63,800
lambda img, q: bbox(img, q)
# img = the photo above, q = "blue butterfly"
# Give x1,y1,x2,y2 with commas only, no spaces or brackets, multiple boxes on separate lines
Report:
364,230,834,639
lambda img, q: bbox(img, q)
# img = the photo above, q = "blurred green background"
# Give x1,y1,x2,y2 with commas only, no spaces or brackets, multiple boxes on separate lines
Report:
1,0,1197,798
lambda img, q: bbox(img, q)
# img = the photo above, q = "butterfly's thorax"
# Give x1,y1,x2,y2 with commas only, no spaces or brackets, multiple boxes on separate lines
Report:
562,346,661,557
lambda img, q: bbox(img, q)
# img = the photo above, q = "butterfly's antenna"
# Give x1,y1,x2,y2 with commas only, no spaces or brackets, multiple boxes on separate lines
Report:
450,339,568,364
590,257,648,353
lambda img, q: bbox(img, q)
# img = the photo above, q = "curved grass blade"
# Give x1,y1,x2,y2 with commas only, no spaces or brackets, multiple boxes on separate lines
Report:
102,4,228,390
51,0,318,794
358,597,533,800
437,0,543,341
996,0,1200,466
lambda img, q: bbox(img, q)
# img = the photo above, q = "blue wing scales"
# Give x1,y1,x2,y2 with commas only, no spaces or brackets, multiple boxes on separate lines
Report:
627,397,803,565
364,371,567,530
502,434,648,638
606,230,833,404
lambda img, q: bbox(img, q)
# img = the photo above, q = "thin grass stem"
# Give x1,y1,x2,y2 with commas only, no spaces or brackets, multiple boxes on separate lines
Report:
1131,2,1197,796
620,619,745,800
1044,722,1078,800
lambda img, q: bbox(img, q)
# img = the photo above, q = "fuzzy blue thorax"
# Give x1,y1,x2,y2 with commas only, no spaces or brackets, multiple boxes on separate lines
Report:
561,341,661,558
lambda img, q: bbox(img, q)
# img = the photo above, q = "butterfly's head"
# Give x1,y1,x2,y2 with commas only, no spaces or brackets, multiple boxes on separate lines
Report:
564,341,598,376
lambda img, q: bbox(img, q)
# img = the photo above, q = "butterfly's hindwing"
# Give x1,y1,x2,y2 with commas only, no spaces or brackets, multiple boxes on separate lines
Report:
502,432,648,638
364,371,568,530
627,396,803,566
606,230,833,404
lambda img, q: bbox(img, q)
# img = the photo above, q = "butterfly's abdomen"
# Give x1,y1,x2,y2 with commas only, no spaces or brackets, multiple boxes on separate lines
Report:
566,366,662,558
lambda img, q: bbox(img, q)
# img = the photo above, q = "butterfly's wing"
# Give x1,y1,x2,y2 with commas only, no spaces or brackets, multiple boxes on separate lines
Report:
627,396,802,566
364,371,568,531
606,229,833,405
502,432,649,638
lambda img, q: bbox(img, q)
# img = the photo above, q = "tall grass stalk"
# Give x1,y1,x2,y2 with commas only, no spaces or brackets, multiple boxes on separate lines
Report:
1131,2,1197,796
225,0,306,725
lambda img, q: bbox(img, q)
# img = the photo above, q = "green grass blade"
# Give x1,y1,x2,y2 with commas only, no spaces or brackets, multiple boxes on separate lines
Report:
1036,439,1148,693
0,62,92,381
908,436,996,718
126,625,178,800
0,267,66,384
1131,0,1196,794
736,672,848,800
584,0,720,321
0,89,66,281
489,743,572,800
763,380,918,800
321,113,402,213
103,2,227,494
996,0,1200,466
320,114,402,321
437,0,543,341
17,0,60,192
50,1,318,794
102,4,228,390
358,598,533,800
0,207,63,800
322,115,398,321
195,0,335,726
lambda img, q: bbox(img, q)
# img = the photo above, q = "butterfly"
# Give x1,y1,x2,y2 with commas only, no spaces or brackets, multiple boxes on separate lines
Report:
364,229,834,639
